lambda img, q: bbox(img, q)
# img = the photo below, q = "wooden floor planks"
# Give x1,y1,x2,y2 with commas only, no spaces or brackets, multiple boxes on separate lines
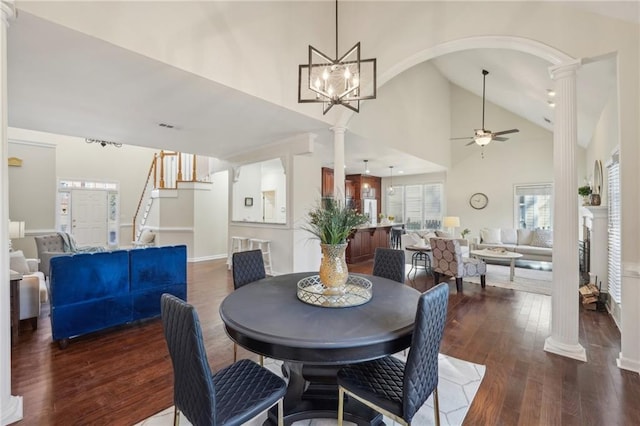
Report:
10,259,640,425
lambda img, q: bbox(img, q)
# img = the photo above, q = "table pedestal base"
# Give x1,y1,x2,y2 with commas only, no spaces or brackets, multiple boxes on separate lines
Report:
265,362,385,426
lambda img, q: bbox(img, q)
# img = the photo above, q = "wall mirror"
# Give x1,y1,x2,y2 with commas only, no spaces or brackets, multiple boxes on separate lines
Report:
232,158,287,224
593,160,603,194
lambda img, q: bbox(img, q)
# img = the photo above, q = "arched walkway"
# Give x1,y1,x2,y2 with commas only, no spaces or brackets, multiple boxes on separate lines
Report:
333,35,587,361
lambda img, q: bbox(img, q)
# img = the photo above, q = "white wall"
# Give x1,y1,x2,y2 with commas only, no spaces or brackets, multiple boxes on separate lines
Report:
193,170,228,261
348,61,451,167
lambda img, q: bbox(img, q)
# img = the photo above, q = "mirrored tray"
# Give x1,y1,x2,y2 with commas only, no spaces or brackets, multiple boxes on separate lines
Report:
297,275,373,308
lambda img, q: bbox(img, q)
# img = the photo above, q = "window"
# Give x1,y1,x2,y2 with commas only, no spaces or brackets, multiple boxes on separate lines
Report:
387,183,443,230
607,153,621,304
514,184,553,229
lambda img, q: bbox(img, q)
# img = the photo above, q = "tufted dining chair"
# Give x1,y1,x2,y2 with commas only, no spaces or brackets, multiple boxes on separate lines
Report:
372,247,406,284
337,282,449,426
429,238,486,293
161,294,286,426
231,250,266,365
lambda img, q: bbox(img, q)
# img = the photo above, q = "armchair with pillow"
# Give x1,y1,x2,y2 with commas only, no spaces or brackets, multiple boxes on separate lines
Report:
473,227,552,263
400,229,469,264
10,250,47,329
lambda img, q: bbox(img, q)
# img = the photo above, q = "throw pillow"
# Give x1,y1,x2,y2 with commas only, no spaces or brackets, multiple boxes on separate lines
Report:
9,250,30,275
480,228,501,244
531,229,553,248
435,230,452,238
517,229,534,245
140,230,156,244
501,229,517,245
408,232,422,246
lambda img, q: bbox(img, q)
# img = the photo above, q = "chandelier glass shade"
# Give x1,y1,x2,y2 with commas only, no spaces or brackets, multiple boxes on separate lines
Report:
387,166,395,195
474,134,493,146
298,0,376,114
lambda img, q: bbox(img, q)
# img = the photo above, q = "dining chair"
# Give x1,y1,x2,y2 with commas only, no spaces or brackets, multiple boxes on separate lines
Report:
231,249,266,365
336,282,449,426
372,247,406,284
161,294,286,426
430,237,486,293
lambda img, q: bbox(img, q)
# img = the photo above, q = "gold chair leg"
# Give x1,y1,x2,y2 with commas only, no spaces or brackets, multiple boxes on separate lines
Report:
338,386,344,426
233,343,237,363
277,398,284,426
173,406,180,426
433,387,440,426
260,355,264,367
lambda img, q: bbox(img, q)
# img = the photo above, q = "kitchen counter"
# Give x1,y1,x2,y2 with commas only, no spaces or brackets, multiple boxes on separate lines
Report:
346,225,393,264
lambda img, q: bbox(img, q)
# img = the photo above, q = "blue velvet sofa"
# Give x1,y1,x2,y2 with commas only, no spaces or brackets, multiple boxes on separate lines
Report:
49,245,187,348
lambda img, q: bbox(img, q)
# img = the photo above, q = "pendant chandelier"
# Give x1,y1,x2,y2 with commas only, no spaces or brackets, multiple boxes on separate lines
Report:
388,166,395,195
297,0,377,114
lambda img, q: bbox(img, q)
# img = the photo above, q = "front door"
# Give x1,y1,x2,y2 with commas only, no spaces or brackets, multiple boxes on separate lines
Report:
71,190,107,246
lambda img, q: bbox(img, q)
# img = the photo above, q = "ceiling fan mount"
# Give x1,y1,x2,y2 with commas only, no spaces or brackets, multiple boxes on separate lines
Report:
451,69,519,147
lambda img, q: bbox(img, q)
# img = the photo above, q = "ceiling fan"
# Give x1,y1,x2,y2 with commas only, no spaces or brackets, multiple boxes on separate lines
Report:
451,69,519,147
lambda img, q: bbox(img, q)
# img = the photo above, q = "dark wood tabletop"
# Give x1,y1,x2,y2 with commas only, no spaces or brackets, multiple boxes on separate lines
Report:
220,272,421,365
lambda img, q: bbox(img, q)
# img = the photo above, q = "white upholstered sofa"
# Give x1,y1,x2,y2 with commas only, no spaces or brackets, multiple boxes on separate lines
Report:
472,228,552,263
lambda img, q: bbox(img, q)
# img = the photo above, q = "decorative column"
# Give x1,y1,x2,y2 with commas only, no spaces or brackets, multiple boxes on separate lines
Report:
544,59,586,362
0,2,22,425
331,126,346,199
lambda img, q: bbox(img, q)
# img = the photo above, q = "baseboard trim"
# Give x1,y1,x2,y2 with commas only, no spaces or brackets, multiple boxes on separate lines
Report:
188,254,226,263
617,354,640,373
544,337,587,362
1,395,23,425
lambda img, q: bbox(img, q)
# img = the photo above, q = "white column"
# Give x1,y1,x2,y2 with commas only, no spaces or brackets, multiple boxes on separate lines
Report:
544,60,586,362
0,2,22,425
331,126,346,199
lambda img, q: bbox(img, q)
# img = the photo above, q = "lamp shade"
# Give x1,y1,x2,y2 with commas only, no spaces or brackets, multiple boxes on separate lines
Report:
443,216,460,228
9,221,25,239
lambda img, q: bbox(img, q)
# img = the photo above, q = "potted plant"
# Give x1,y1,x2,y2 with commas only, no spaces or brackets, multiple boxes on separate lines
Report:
302,198,368,292
578,185,592,205
460,228,471,239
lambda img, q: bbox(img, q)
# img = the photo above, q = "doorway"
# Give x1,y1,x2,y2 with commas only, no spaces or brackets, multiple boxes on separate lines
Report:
262,190,276,222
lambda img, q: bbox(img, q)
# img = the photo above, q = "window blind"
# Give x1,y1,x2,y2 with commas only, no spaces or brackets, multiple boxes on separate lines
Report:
607,156,621,304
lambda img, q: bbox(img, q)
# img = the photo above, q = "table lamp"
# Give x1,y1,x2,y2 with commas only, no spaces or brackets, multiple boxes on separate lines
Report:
443,216,460,237
8,220,25,251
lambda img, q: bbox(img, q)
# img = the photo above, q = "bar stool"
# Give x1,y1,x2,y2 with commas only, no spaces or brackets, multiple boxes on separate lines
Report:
228,236,249,270
249,238,273,275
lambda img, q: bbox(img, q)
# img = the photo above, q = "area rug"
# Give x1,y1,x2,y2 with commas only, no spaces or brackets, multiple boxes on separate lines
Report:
136,354,486,426
466,263,552,295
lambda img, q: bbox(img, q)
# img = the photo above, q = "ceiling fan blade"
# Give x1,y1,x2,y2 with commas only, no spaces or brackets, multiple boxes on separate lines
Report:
466,140,477,146
493,137,509,142
493,128,519,136
450,136,474,141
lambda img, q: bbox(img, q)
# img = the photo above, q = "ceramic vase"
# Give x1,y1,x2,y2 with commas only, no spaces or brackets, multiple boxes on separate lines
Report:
319,243,349,295
590,193,601,206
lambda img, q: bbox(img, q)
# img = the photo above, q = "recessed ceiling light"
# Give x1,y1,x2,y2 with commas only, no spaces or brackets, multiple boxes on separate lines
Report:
543,117,552,124
547,89,556,97
547,100,556,108
398,170,404,174
158,122,175,129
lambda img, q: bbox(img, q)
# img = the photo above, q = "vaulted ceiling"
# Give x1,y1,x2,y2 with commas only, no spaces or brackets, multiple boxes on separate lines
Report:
6,5,624,177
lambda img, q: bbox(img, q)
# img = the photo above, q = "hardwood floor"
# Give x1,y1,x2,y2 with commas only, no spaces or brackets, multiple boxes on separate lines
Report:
11,259,640,425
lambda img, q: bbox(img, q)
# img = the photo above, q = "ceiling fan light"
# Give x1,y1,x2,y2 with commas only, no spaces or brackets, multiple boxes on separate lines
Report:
475,135,492,146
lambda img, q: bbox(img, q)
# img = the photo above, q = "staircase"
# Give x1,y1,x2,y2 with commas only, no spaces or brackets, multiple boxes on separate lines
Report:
132,151,208,243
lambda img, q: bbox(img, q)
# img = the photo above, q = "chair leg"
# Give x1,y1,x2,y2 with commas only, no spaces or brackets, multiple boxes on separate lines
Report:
173,406,180,426
455,277,463,293
337,387,345,426
277,398,284,426
260,355,264,367
433,272,440,284
233,343,237,363
433,387,441,426
29,317,38,330
480,274,486,288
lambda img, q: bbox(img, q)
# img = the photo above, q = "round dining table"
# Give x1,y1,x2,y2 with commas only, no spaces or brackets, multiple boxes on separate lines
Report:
219,272,421,426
